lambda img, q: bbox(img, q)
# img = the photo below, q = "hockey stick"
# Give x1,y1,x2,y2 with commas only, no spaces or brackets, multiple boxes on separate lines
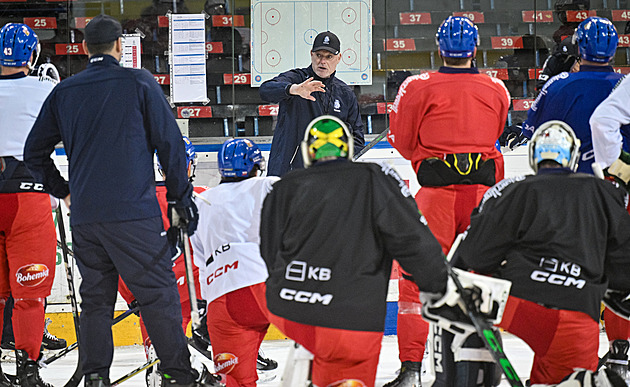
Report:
181,229,201,330
444,234,524,387
352,127,389,161
43,305,140,366
110,359,160,386
193,191,211,207
56,206,83,387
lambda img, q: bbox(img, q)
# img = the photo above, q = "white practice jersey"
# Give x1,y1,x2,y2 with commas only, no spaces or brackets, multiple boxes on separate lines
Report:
0,75,55,160
591,75,630,168
191,176,279,303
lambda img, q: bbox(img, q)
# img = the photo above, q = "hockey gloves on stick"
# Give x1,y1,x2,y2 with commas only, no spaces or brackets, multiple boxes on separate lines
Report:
167,185,199,236
421,268,511,334
557,368,627,387
605,150,630,191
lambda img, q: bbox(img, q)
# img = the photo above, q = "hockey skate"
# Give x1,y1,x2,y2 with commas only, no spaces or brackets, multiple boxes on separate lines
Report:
161,365,223,387
256,349,278,371
383,361,421,387
42,318,67,350
15,350,52,387
606,339,630,385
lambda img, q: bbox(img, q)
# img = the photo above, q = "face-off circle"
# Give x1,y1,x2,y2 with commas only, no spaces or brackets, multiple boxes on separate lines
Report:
266,50,282,67
265,8,281,25
342,8,357,24
343,49,357,66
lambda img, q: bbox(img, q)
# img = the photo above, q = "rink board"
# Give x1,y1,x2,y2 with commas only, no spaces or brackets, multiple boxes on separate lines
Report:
46,142,531,345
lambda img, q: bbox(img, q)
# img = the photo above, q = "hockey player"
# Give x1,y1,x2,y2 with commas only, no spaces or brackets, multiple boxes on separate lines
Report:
259,115,446,387
387,16,510,386
449,121,630,385
21,15,214,387
590,74,630,380
522,17,630,357
0,22,57,387
522,16,626,175
190,138,278,387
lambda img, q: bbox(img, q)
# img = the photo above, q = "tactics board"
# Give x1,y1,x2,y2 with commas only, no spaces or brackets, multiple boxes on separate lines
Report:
251,0,372,86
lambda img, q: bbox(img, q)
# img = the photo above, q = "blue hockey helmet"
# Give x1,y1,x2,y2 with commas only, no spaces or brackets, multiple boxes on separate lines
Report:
0,23,40,69
435,16,479,58
157,135,197,180
529,120,581,172
573,17,618,63
218,138,265,178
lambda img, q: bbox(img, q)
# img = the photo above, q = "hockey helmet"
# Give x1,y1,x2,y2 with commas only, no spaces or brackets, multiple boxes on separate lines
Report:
528,120,581,172
301,115,353,167
0,23,40,69
435,16,479,58
157,136,197,181
573,17,618,63
218,138,265,178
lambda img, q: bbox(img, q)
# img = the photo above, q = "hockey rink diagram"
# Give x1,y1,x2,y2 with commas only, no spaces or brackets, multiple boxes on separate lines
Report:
250,0,372,86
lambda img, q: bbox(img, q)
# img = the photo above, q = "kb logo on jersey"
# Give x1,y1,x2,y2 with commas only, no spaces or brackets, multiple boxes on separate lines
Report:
530,257,585,289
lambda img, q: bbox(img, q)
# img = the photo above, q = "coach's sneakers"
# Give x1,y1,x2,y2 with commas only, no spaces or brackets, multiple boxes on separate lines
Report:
383,361,421,387
42,318,67,350
85,373,110,387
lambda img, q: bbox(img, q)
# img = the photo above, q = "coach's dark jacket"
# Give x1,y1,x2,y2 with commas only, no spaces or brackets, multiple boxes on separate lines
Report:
259,65,365,176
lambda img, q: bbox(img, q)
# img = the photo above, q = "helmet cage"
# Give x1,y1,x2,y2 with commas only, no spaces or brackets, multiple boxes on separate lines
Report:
300,115,353,167
528,120,581,172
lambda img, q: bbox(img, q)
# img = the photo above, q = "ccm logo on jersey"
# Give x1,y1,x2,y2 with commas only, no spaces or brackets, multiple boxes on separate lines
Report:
19,182,44,191
206,261,238,285
530,257,585,289
213,353,238,373
16,264,50,287
279,288,333,305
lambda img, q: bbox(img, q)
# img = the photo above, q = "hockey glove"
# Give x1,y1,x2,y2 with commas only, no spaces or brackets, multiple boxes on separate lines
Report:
499,124,527,151
167,185,199,236
605,150,630,190
37,63,60,85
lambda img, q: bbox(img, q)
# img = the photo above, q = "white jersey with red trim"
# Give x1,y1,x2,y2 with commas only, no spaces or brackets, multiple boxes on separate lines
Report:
190,176,279,303
0,75,55,160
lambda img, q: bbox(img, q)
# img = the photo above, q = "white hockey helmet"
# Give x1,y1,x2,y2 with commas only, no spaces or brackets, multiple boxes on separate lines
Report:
528,120,581,173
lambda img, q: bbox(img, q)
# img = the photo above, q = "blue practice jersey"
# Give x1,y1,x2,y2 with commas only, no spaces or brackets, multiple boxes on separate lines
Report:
523,66,630,174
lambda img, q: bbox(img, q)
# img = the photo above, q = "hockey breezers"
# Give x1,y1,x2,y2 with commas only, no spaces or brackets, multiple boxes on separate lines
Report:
444,234,523,387
56,206,83,387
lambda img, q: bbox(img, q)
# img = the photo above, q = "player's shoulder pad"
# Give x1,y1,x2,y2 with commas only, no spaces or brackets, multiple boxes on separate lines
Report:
541,71,570,92
375,161,412,198
477,175,527,213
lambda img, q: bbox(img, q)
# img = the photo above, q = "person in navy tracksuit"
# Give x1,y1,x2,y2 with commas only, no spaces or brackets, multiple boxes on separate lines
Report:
22,14,218,387
259,31,364,176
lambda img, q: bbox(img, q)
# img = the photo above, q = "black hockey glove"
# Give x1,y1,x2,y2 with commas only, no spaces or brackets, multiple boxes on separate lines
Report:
499,124,527,150
167,185,199,236
536,53,578,91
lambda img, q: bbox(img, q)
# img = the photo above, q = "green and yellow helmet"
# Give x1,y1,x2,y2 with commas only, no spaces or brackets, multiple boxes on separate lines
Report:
301,115,354,167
